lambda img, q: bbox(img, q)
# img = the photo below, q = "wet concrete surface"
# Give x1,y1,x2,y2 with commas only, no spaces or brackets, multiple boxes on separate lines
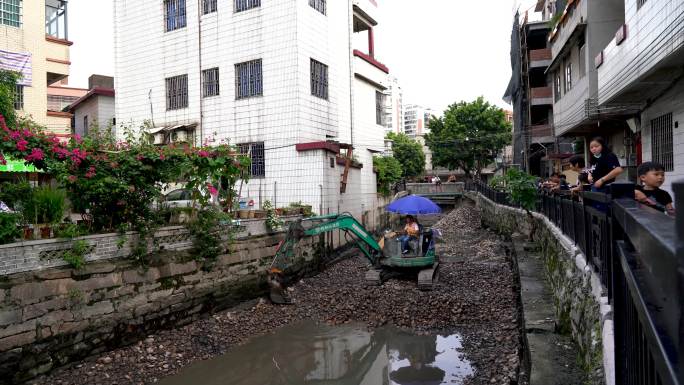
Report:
514,239,586,385
158,321,473,385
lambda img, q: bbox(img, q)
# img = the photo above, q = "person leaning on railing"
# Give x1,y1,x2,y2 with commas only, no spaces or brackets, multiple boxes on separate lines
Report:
634,161,675,216
587,137,624,193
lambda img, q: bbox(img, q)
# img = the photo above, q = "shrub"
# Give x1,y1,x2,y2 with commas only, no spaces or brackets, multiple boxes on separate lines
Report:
504,168,538,212
62,240,89,269
0,212,20,244
187,208,231,261
263,200,282,232
373,156,403,196
33,186,66,224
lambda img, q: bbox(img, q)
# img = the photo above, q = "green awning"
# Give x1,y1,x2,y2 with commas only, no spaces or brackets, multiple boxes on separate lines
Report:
0,159,40,173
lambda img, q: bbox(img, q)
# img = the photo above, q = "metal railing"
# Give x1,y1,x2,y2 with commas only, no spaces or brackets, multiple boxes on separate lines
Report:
468,179,683,385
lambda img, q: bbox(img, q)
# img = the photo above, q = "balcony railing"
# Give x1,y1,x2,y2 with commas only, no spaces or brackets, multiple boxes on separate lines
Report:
47,95,79,112
530,86,552,99
470,181,683,385
527,124,554,139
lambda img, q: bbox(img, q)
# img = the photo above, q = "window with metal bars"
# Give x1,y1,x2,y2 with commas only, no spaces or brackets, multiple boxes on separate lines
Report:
309,0,326,15
554,73,561,101
165,74,189,110
237,142,265,177
564,61,572,92
637,0,648,10
13,84,22,110
651,113,674,172
164,0,186,32
1,0,21,27
202,67,220,97
375,91,384,125
235,59,263,99
202,0,217,14
310,59,328,100
235,0,260,13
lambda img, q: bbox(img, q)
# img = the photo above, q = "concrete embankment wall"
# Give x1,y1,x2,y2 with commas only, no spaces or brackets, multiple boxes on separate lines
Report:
0,209,395,384
470,192,613,385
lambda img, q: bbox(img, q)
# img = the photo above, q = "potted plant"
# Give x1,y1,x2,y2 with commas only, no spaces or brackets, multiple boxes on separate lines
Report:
0,212,21,245
34,187,66,239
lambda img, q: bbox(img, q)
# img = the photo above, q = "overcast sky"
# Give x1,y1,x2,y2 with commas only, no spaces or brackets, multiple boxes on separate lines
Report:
69,0,539,114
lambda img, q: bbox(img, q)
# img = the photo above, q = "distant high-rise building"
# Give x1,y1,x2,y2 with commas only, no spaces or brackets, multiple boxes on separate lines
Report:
382,76,403,134
404,104,435,138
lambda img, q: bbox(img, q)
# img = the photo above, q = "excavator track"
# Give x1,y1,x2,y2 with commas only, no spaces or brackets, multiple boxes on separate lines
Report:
417,263,439,291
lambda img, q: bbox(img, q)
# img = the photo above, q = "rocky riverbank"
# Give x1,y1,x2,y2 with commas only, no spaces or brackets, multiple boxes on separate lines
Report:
30,204,522,385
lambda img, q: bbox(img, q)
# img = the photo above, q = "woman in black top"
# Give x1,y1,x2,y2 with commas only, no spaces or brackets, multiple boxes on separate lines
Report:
588,137,623,192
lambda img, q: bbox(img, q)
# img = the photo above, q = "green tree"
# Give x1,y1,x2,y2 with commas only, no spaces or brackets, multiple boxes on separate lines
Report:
0,70,20,129
373,155,403,196
425,97,511,176
386,132,425,178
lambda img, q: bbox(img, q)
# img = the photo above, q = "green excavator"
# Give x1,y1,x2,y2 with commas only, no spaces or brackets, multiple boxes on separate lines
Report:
267,213,439,304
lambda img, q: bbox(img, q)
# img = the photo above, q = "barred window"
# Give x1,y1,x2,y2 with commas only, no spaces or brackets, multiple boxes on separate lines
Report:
164,0,186,32
13,84,23,110
202,0,217,14
235,0,260,13
309,0,326,15
651,112,674,172
554,73,561,101
235,59,263,99
564,61,572,92
237,142,265,177
375,91,384,125
165,74,189,110
310,59,328,100
578,44,586,79
202,67,220,97
1,0,21,28
637,0,648,10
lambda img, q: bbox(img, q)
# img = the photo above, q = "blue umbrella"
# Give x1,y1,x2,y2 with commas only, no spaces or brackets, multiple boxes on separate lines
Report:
386,195,442,215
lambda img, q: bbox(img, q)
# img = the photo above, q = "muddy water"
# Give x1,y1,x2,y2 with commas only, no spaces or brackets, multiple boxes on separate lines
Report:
159,321,474,385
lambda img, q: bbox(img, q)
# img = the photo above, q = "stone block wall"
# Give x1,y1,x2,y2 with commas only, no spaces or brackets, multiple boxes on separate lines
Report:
0,216,320,384
475,193,612,385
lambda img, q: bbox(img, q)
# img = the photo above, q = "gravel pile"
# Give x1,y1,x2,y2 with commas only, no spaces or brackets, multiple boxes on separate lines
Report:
33,204,521,385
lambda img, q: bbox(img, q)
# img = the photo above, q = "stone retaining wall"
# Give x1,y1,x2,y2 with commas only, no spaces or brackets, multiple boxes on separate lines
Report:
0,216,321,384
472,192,613,385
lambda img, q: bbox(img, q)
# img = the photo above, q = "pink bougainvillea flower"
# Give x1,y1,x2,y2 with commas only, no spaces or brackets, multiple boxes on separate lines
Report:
197,150,209,158
9,130,21,140
0,154,6,166
73,134,82,143
16,139,28,152
159,153,165,161
206,183,218,196
67,175,78,183
71,148,87,160
25,148,44,162
0,115,8,132
52,146,69,159
136,154,144,161
21,129,33,138
85,166,96,179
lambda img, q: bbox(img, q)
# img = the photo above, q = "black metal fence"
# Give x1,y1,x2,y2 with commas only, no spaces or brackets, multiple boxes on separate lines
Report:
469,179,683,385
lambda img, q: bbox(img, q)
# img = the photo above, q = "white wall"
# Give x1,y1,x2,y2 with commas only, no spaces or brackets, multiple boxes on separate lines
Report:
640,80,684,196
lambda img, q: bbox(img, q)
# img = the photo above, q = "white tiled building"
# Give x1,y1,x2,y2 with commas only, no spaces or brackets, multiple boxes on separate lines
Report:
382,76,403,135
114,0,391,222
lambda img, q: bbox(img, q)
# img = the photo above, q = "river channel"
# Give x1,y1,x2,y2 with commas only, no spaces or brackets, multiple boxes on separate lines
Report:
158,321,474,385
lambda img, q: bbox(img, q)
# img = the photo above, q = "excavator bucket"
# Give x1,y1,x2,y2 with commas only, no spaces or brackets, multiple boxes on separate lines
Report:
267,268,292,304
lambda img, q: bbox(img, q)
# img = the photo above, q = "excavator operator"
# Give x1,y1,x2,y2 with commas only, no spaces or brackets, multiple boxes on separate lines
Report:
399,215,420,254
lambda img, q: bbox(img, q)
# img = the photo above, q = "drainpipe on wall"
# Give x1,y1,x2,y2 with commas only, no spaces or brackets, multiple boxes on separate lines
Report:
197,0,204,146
347,0,355,147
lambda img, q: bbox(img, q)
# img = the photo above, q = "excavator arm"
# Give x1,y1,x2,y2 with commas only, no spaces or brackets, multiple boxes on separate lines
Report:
270,214,382,274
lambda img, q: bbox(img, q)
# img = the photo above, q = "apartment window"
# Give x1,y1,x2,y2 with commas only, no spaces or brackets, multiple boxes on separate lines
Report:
235,0,260,13
1,0,21,28
202,0,217,14
164,0,187,32
235,59,262,99
46,0,67,39
237,142,265,177
564,61,572,92
637,0,648,10
13,84,23,110
375,92,384,125
579,44,587,79
202,67,220,97
310,59,328,100
309,0,326,15
554,73,561,101
83,116,89,136
651,113,674,172
165,74,189,110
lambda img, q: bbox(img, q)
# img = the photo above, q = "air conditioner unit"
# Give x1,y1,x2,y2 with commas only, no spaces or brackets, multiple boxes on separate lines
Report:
153,133,165,145
172,130,188,143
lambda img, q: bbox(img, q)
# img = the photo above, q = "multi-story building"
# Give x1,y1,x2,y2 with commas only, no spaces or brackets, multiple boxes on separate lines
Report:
0,0,73,136
382,76,403,135
544,0,631,175
114,0,390,222
403,104,435,171
597,0,684,193
68,75,115,138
